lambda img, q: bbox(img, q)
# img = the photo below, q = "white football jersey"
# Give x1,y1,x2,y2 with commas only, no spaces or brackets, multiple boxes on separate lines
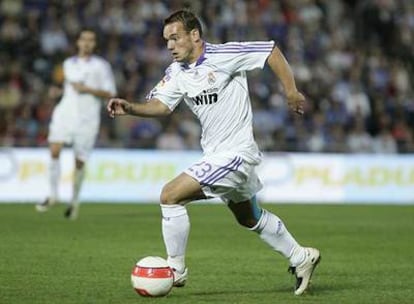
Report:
55,55,116,127
149,41,274,163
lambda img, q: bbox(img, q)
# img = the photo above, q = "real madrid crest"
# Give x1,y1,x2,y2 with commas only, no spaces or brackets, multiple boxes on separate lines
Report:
208,72,216,85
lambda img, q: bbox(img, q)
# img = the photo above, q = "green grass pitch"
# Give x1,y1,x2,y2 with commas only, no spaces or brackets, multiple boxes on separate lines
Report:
0,203,413,304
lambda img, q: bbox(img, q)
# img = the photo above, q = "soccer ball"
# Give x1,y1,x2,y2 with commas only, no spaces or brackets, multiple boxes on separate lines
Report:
131,256,174,297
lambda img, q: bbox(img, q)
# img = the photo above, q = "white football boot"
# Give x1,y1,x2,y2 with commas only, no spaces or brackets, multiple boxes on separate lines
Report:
172,267,188,287
288,247,321,295
64,204,79,220
35,197,56,212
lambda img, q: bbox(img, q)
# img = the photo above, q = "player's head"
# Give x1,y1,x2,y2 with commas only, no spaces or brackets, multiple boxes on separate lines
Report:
76,29,97,57
163,10,203,63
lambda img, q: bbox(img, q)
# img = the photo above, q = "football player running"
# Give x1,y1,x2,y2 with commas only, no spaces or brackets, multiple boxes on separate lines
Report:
108,10,320,295
36,29,117,220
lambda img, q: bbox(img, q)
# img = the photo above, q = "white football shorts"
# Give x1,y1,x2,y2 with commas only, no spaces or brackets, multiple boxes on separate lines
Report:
184,152,263,203
48,108,99,162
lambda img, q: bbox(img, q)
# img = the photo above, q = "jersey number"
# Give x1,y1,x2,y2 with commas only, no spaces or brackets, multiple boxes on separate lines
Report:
188,161,212,178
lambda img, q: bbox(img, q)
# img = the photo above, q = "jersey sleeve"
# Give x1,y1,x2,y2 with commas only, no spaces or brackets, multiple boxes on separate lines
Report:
146,65,183,111
99,61,117,96
62,59,71,82
205,41,275,74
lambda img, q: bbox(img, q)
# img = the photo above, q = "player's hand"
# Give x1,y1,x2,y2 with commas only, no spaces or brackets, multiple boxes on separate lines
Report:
107,98,130,118
71,82,89,93
286,91,305,115
48,86,63,99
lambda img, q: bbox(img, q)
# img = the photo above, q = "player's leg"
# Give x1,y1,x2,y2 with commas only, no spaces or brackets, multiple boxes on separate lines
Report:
49,142,64,204
66,132,95,220
227,197,306,265
64,157,85,220
224,162,320,295
37,107,72,212
159,172,206,286
36,142,64,212
162,154,252,287
227,196,320,295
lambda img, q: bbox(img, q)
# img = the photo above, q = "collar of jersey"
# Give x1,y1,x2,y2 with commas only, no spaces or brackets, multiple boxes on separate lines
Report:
72,55,93,62
181,42,206,70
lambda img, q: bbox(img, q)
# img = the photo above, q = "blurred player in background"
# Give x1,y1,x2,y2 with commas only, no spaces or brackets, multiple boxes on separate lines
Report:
36,29,117,220
108,10,320,295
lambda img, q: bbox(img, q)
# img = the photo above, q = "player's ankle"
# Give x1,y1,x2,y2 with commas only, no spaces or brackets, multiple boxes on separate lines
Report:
289,246,306,267
167,256,185,273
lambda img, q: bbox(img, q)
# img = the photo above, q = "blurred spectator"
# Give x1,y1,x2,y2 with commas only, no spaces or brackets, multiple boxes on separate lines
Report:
1,0,413,153
372,127,398,153
156,122,186,150
0,0,23,17
326,123,348,153
391,115,413,153
306,111,326,152
13,103,38,146
40,20,69,55
346,117,374,153
128,118,162,148
344,83,371,118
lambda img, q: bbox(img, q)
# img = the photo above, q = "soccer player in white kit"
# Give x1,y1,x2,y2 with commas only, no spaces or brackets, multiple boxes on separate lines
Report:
108,11,320,295
36,29,117,220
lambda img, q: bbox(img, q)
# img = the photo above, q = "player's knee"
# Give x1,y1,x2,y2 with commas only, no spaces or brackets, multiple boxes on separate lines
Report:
160,183,179,205
51,150,60,159
75,159,85,169
49,144,62,158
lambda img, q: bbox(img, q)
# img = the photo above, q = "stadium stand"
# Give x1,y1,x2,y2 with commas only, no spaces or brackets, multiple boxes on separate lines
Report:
0,0,413,153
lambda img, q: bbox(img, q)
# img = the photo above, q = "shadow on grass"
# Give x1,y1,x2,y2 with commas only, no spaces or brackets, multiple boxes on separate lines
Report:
188,287,283,297
185,281,359,298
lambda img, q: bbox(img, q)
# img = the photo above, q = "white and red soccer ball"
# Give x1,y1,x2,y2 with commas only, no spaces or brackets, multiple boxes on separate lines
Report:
131,256,174,297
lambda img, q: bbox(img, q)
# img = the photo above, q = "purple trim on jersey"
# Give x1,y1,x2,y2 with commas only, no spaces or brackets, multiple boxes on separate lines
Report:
206,46,272,49
206,48,273,52
206,49,273,54
206,42,273,47
207,44,273,48
200,156,243,185
206,43,272,49
70,55,93,62
164,66,172,80
181,42,207,70
196,42,207,66
206,43,273,54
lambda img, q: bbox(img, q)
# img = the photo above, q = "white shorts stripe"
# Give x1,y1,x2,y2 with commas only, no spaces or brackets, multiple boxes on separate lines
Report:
204,157,243,185
200,156,240,185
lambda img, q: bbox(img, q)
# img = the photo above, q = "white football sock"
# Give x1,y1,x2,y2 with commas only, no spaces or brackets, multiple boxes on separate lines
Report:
49,158,60,203
251,209,306,267
72,167,85,206
167,256,186,273
161,204,189,273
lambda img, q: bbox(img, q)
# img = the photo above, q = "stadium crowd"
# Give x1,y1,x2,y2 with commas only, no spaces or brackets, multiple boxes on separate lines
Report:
0,0,413,153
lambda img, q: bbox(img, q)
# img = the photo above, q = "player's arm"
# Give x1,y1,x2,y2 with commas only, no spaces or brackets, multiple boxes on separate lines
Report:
107,98,172,118
266,47,305,115
109,64,181,118
48,85,63,99
71,82,115,99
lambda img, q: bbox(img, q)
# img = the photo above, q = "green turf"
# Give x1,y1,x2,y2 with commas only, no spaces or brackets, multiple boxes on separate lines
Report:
0,203,413,304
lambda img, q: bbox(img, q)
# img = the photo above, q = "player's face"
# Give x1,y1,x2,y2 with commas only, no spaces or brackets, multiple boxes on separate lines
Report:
163,22,197,63
77,31,96,56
